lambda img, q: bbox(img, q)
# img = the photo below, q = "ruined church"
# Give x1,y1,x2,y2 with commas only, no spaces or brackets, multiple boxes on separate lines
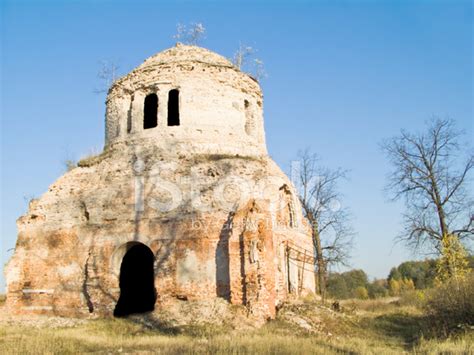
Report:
5,44,315,320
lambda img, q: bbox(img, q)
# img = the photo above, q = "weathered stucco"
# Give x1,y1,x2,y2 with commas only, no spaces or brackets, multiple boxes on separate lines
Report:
5,44,315,320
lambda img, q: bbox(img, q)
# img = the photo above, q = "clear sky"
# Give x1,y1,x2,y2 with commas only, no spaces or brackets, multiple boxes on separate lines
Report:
1,0,472,292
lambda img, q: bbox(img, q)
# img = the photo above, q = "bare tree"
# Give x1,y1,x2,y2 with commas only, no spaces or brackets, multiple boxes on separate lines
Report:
232,43,267,81
382,118,473,275
293,150,354,300
232,43,255,70
94,60,120,94
173,22,206,45
253,58,267,81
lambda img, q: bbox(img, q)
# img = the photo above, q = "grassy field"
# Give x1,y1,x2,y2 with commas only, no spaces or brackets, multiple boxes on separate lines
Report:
0,296,472,354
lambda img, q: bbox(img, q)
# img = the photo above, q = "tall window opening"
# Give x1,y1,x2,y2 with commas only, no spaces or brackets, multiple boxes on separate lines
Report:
143,93,158,129
167,89,180,126
279,185,296,228
127,98,133,133
288,202,296,228
244,99,254,135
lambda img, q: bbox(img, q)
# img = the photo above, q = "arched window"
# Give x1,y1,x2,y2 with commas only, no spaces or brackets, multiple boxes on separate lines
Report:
143,93,158,129
279,185,296,228
167,89,180,126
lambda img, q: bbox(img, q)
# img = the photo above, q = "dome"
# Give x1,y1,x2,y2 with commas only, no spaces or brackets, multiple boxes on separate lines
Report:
110,44,250,92
105,44,266,157
137,43,234,69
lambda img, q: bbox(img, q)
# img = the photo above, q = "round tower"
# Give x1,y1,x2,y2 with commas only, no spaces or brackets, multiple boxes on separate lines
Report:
105,43,266,156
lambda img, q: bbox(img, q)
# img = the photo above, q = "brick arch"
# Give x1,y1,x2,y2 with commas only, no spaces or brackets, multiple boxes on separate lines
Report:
110,241,157,277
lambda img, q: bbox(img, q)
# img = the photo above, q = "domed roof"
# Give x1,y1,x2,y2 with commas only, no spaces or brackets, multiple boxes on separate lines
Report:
137,43,234,69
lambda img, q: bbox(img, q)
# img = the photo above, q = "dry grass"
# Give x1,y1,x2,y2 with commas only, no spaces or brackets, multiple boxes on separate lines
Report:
77,148,110,168
341,297,401,314
191,153,265,164
413,334,474,354
0,299,472,354
424,273,474,334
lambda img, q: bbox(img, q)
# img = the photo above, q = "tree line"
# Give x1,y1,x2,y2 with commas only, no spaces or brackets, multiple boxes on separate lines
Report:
326,256,474,300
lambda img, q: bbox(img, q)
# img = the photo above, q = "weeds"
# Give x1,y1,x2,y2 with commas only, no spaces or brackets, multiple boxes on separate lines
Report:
77,149,110,167
0,298,472,354
424,273,474,335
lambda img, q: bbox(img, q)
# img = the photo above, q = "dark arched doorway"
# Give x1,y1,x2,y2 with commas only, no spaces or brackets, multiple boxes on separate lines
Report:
114,243,156,317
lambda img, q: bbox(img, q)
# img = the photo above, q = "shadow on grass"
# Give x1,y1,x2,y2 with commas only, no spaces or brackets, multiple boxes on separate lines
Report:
365,312,431,349
125,312,234,338
126,313,182,335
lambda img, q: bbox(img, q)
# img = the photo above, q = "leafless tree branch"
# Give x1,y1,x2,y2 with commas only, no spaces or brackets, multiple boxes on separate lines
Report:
382,117,473,254
294,149,354,299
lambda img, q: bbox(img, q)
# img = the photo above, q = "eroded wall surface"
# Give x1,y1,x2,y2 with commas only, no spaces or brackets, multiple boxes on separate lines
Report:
5,45,315,320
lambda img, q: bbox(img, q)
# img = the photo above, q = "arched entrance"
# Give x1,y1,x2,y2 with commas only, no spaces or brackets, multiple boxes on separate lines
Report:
114,243,156,317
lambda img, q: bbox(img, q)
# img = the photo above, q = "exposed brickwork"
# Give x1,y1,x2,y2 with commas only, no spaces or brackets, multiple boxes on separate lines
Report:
5,45,315,321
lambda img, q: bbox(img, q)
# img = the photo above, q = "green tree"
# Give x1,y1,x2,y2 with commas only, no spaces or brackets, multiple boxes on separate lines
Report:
367,279,389,299
388,259,438,289
344,269,368,291
388,267,402,281
326,273,349,299
327,269,370,299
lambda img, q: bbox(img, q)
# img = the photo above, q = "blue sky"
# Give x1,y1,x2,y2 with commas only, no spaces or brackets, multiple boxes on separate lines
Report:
1,0,472,292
